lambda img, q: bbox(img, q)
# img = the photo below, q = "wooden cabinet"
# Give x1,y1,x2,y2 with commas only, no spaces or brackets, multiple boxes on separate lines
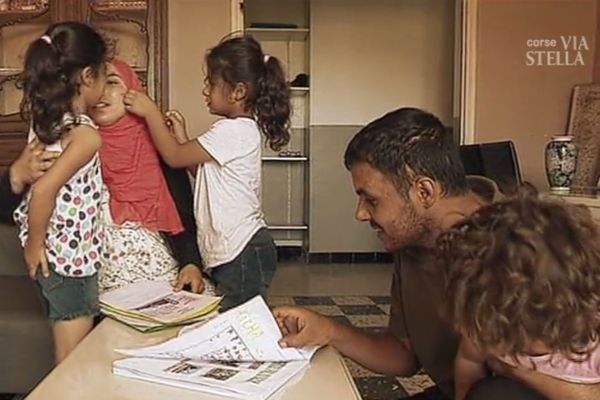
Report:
0,0,168,172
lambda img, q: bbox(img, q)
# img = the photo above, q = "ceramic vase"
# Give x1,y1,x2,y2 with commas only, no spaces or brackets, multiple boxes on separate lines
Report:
545,135,577,193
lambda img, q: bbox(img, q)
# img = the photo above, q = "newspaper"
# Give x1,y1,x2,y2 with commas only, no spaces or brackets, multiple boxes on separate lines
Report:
100,280,221,332
114,296,319,399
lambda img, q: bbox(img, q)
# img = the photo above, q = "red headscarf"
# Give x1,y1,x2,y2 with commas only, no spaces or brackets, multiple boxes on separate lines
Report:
99,59,183,234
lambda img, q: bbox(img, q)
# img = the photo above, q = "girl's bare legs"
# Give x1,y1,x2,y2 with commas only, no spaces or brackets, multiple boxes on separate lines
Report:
52,316,94,363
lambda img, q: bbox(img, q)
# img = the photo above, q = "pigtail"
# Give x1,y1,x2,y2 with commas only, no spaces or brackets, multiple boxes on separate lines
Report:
255,56,290,151
19,36,74,144
18,22,107,145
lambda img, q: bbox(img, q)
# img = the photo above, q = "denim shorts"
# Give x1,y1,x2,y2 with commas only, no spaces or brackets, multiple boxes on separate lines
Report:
210,228,277,312
35,269,99,323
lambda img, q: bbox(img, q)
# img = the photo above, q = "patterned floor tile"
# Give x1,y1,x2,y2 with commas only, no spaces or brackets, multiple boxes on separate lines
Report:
331,296,376,305
346,314,390,328
377,304,391,315
303,305,344,316
267,296,296,307
398,374,437,396
354,376,409,399
369,296,393,305
293,296,336,305
338,304,386,316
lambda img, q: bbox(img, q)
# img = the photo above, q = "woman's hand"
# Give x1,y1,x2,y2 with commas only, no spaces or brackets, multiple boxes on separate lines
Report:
10,138,59,194
174,264,205,293
165,110,188,144
24,240,48,279
123,90,160,119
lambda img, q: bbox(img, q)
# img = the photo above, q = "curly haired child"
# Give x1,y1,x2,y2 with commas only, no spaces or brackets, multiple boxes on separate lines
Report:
440,194,600,400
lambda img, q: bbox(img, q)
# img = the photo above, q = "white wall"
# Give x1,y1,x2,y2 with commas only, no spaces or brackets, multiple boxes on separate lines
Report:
310,0,455,126
168,0,230,136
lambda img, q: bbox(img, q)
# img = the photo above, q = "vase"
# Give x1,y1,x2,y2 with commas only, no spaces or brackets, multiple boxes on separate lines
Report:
545,135,577,193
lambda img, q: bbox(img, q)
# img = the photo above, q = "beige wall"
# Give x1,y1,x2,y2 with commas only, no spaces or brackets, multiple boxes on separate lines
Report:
310,0,455,126
168,0,230,136
473,0,596,189
310,126,384,252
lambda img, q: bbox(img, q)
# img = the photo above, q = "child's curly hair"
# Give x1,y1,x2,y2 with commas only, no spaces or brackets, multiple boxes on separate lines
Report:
439,193,600,362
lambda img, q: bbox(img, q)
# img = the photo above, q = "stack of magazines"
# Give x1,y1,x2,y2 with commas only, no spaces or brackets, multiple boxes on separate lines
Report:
100,280,221,332
113,296,319,399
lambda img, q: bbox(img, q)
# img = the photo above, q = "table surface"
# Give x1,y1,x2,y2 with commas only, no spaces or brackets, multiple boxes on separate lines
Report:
26,318,362,400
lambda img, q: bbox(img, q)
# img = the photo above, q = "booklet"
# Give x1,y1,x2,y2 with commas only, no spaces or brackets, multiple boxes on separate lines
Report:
100,280,221,332
113,296,320,399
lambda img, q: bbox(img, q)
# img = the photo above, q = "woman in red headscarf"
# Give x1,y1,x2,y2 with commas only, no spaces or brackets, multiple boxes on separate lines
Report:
91,59,213,294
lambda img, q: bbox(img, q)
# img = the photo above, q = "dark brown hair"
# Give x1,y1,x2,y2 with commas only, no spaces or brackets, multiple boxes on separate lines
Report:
344,108,468,198
19,21,107,144
206,34,291,151
440,193,600,362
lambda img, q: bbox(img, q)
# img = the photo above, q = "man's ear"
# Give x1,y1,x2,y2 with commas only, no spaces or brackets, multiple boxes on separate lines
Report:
412,176,442,209
79,66,96,87
230,82,248,103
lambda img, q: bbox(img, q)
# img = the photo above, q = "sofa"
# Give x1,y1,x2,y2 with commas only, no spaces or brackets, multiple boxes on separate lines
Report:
0,223,53,394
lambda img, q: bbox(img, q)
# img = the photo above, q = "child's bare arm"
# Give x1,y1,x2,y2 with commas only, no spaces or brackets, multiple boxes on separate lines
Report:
455,337,488,400
123,90,213,168
25,126,101,278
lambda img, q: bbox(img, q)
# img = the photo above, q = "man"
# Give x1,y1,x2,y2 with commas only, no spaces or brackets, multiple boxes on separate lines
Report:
274,108,547,400
0,138,58,223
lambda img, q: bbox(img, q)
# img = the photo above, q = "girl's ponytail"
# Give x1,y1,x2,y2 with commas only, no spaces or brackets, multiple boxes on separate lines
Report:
20,36,75,144
255,56,290,151
18,22,107,145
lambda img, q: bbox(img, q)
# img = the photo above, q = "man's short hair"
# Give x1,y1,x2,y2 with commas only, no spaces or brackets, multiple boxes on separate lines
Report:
344,107,468,197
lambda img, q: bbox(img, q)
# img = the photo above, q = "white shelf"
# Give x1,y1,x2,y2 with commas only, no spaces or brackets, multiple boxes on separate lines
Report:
262,156,308,162
268,225,308,231
291,87,309,94
273,239,305,247
246,28,309,42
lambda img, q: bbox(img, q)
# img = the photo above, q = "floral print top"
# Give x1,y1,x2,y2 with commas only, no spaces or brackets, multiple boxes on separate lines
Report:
14,114,104,277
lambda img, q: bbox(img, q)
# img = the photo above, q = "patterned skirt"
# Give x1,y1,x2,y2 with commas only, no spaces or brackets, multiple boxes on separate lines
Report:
98,190,214,295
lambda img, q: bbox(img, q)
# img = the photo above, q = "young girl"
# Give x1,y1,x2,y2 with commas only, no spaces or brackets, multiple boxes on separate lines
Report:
123,34,290,311
13,22,107,363
440,194,600,400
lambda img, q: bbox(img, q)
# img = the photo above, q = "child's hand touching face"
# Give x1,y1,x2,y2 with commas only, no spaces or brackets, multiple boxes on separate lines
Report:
165,110,188,144
123,90,159,118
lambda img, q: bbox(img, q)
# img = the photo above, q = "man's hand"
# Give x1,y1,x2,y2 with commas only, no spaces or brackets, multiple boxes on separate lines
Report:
174,264,205,293
165,110,189,144
10,138,59,194
24,240,48,279
273,306,337,348
123,90,160,119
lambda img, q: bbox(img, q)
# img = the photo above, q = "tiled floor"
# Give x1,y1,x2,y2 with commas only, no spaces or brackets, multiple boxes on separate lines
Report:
268,293,435,400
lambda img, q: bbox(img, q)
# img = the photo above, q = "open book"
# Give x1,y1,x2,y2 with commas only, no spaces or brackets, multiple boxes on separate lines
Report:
100,280,221,332
114,296,320,399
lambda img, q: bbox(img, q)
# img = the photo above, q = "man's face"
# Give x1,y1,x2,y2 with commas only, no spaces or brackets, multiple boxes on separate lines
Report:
350,162,430,252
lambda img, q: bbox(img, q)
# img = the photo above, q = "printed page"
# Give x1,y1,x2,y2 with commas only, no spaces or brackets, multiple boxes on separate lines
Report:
119,296,319,362
113,357,308,400
100,280,174,310
100,280,221,324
